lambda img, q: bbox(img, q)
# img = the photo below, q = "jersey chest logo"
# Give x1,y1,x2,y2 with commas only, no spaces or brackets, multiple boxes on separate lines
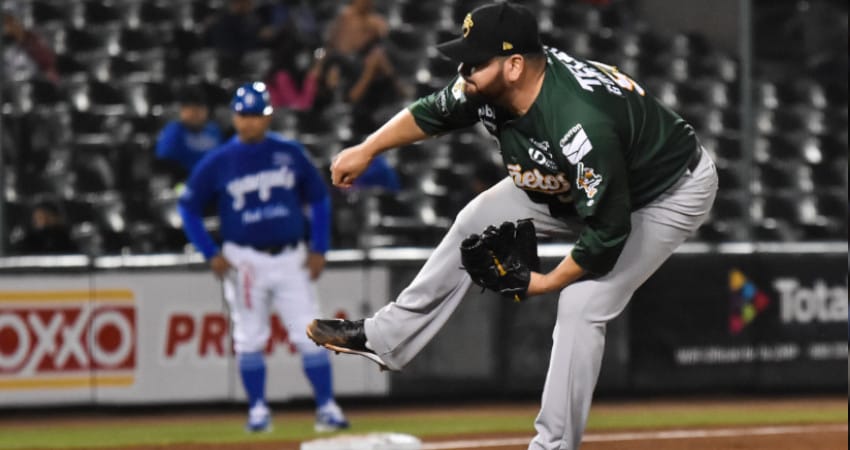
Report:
527,138,559,171
227,166,296,210
507,164,571,194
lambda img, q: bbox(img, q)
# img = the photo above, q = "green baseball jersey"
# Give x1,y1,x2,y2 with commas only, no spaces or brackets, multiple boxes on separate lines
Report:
408,47,697,275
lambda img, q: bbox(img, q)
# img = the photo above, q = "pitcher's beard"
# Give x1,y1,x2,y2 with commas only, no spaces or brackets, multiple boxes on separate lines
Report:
464,76,510,107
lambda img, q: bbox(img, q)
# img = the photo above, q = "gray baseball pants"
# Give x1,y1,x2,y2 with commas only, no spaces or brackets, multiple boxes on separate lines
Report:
364,148,718,450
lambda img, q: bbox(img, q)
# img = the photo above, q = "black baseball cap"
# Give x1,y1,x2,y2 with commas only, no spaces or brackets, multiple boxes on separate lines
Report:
436,2,543,67
178,85,208,107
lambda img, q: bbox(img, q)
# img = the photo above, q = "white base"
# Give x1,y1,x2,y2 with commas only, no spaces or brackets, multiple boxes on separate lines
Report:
300,433,422,450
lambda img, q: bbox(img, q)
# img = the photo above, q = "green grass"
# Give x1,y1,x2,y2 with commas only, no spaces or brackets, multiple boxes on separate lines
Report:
0,403,846,449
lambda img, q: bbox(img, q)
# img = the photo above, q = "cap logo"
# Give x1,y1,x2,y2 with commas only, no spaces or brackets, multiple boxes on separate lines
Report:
462,13,474,38
502,41,514,51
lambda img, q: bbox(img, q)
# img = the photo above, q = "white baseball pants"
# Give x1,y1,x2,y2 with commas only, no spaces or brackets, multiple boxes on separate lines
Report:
222,242,320,355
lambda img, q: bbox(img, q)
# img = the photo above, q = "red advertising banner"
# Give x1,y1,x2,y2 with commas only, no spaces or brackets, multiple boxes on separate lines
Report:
0,290,136,390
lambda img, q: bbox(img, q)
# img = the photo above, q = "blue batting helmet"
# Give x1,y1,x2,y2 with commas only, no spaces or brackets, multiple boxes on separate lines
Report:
231,82,273,116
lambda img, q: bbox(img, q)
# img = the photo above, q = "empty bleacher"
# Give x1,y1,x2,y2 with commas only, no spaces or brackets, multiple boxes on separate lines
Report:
2,0,847,255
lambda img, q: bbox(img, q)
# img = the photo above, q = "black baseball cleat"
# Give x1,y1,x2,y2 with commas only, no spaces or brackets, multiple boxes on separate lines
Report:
307,319,390,371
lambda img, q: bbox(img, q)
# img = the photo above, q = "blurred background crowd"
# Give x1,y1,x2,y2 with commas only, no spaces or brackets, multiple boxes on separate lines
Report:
1,0,847,256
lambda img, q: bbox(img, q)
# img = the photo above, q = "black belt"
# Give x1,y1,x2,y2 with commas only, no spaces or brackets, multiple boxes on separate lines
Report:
251,242,298,255
687,147,702,172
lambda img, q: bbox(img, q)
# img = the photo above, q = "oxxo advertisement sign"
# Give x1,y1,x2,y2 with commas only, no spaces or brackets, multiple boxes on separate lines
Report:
0,290,136,390
0,270,389,406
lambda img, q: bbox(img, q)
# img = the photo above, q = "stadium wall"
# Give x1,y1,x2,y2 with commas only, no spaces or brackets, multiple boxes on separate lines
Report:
0,244,846,407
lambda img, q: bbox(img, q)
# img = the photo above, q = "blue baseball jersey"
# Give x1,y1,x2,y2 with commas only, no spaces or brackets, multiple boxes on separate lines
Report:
178,132,330,259
155,121,223,172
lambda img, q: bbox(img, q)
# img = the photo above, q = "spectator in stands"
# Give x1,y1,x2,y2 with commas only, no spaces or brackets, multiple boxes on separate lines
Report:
155,86,223,179
260,0,321,48
266,53,323,111
205,0,263,60
351,155,401,192
323,0,407,118
12,200,78,255
267,39,325,111
2,9,59,83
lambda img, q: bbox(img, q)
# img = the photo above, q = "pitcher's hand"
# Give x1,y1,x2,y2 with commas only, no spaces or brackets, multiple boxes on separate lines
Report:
331,144,372,188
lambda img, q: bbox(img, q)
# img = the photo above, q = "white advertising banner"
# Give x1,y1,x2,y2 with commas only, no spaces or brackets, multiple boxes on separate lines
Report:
0,268,390,407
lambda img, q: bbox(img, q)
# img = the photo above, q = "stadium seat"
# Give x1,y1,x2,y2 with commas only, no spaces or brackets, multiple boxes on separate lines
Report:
711,135,742,163
754,134,799,164
138,2,175,29
698,220,744,242
452,0,489,24
240,50,273,81
14,171,58,199
126,82,174,117
448,132,493,167
120,27,161,55
711,194,747,221
751,219,791,241
551,2,593,29
588,31,620,57
387,26,428,77
70,110,109,138
106,56,154,82
63,196,99,229
809,163,847,190
27,0,65,23
755,108,806,136
56,54,89,80
675,82,707,109
3,0,841,251
716,165,745,190
2,199,29,243
171,27,205,57
755,163,794,192
81,0,125,27
87,81,129,115
191,0,224,26
428,54,458,81
801,135,846,165
187,49,220,82
3,80,64,114
538,29,568,50
62,27,110,56
815,192,848,223
795,194,847,240
71,144,117,193
399,1,442,25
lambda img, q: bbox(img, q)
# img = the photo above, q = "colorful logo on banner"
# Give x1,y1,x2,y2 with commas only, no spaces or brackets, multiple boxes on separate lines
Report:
728,269,771,335
0,290,137,390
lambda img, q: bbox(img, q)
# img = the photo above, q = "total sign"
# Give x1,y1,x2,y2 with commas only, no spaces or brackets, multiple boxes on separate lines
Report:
0,290,136,391
774,278,848,324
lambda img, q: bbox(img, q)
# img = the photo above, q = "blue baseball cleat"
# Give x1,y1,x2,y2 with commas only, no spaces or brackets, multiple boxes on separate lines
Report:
246,402,272,433
314,400,350,433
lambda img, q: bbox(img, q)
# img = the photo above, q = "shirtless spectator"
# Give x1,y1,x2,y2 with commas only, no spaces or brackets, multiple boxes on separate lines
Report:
324,0,399,103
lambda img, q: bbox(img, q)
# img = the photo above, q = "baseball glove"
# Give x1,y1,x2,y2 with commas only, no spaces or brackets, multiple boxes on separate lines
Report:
460,219,540,302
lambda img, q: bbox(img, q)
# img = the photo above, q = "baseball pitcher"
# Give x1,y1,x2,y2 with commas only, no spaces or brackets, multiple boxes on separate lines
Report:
308,3,718,449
